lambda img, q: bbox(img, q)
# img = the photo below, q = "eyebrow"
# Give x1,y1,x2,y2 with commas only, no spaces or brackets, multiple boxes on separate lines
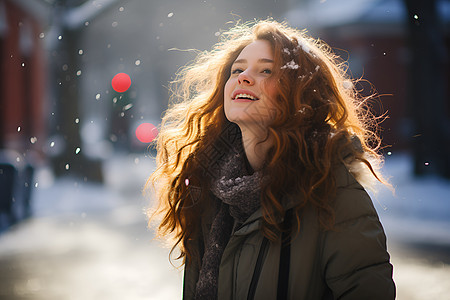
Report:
233,58,274,64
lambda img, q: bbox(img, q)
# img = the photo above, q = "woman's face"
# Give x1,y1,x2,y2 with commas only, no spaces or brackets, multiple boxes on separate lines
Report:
224,40,278,131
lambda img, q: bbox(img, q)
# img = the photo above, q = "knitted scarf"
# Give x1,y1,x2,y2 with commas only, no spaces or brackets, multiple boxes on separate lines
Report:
194,135,263,300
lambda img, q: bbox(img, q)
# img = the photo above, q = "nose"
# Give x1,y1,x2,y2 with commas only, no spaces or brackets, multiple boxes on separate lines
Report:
237,71,254,85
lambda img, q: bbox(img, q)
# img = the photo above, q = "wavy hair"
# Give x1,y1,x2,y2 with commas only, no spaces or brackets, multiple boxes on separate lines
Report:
147,19,386,265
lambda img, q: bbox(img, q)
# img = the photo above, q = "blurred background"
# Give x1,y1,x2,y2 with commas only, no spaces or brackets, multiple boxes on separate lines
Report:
0,0,449,299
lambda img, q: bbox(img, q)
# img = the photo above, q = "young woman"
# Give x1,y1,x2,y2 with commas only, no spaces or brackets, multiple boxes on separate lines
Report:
148,19,395,299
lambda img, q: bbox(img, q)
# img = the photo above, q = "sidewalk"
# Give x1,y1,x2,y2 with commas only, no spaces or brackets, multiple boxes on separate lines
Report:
0,152,449,299
0,153,183,300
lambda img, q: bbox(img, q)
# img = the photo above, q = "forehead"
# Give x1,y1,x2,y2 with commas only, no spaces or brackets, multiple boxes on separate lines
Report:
235,40,273,61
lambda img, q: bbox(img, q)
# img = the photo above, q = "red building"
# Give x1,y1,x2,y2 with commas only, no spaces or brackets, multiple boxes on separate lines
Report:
287,0,450,152
0,0,47,159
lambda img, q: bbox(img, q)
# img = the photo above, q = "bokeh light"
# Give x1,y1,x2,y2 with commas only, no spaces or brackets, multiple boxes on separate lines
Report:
135,123,158,143
111,73,131,93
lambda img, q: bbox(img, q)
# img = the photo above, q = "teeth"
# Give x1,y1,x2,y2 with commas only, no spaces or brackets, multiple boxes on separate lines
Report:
234,93,257,100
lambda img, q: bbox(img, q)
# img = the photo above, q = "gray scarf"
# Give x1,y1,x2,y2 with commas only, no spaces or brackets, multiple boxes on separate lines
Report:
194,136,263,300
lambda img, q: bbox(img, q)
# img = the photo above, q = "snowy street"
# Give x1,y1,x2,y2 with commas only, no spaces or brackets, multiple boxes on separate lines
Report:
1,0,449,299
0,152,449,300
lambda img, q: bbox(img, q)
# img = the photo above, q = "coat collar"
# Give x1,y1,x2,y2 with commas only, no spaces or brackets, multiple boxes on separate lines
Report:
232,163,357,236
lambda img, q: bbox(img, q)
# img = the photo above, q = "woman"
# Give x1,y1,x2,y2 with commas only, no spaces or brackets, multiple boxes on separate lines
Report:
148,19,395,299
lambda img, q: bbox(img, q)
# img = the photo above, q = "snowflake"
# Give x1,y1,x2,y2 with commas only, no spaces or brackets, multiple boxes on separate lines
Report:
281,60,299,70
295,38,312,55
342,80,353,90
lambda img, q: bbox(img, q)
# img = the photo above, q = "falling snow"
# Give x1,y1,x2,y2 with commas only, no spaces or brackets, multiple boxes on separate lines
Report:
167,12,174,18
95,94,101,100
65,164,70,170
123,103,133,111
185,178,190,186
30,137,37,144
75,147,81,155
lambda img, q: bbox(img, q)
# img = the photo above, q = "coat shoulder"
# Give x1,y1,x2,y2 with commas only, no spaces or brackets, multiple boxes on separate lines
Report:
332,164,379,225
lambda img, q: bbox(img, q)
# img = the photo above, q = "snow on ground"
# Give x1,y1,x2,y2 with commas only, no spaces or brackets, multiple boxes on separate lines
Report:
372,153,450,246
0,153,183,300
370,153,450,299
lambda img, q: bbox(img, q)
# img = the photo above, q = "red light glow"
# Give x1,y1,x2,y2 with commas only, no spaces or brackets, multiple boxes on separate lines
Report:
111,73,131,93
135,123,158,143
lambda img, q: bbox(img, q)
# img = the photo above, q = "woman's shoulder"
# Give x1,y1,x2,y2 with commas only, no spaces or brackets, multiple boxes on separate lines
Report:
332,163,380,226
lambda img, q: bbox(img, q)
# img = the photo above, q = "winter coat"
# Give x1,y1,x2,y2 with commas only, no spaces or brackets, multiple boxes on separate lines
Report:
183,163,396,299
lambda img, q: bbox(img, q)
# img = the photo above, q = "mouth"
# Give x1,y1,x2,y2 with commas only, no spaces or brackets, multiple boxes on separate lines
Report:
232,90,260,101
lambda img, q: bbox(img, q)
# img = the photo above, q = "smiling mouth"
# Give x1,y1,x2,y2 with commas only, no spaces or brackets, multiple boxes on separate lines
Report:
232,93,259,101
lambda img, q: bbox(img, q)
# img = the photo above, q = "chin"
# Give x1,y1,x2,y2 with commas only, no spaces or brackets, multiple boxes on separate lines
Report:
225,109,251,125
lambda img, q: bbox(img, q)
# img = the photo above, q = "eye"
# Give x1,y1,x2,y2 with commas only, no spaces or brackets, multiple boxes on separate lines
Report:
231,68,244,74
262,69,272,74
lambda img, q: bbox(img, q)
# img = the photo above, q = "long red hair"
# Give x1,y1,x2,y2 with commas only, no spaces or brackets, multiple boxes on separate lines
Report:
147,19,386,265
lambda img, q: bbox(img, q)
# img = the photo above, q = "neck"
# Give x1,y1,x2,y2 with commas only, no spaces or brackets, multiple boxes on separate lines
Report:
239,125,273,171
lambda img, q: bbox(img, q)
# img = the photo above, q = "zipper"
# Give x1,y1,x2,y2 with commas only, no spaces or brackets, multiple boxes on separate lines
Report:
247,237,269,300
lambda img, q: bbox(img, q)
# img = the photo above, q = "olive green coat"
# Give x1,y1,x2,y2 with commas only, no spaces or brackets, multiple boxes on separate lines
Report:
183,165,395,299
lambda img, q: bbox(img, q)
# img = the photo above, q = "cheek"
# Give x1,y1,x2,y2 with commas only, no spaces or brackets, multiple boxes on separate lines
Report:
224,78,233,99
263,79,278,100
223,79,233,118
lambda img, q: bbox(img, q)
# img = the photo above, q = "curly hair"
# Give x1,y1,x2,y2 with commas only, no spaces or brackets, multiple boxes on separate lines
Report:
147,19,386,265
